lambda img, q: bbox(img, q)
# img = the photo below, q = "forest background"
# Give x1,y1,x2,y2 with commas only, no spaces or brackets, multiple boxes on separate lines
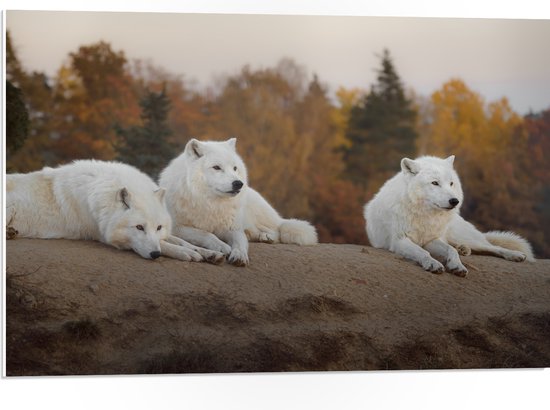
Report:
6,31,550,258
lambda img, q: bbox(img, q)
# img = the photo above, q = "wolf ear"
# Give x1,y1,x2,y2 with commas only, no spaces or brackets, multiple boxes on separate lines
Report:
154,188,166,203
185,138,204,159
401,158,420,175
118,187,131,209
445,155,455,166
226,137,237,151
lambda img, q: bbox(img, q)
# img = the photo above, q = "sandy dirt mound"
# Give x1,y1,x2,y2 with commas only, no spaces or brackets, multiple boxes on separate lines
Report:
5,238,550,375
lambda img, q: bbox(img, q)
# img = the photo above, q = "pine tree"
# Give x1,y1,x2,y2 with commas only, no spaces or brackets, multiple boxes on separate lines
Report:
6,80,30,157
6,31,25,86
344,49,418,192
6,32,57,172
115,87,175,179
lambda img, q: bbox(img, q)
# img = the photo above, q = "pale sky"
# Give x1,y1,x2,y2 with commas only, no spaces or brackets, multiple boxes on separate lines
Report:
6,10,550,114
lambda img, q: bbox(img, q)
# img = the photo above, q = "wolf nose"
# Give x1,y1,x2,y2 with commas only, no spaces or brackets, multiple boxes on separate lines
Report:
150,251,161,259
449,198,460,207
232,180,244,190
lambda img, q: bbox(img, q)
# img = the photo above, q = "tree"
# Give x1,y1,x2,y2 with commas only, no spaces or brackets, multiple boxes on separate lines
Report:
525,109,550,184
6,31,25,86
525,109,550,257
332,86,362,150
115,87,176,179
69,41,127,101
6,81,30,157
425,79,541,254
295,76,367,242
344,49,418,194
208,61,312,218
129,59,212,149
409,89,433,156
50,41,141,162
295,74,343,179
6,32,56,172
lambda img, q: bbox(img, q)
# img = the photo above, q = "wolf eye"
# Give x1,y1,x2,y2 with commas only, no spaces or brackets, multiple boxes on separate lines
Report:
157,225,162,231
213,165,221,171
233,166,237,171
450,182,454,186
136,225,144,231
431,181,439,186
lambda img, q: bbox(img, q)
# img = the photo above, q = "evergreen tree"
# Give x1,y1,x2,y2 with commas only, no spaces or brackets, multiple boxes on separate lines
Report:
344,49,418,192
115,87,175,179
6,80,30,157
6,32,56,172
6,31,25,85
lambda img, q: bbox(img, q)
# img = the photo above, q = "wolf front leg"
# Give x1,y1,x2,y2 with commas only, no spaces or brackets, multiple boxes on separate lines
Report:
218,229,249,267
166,235,225,265
424,238,468,277
159,240,204,262
172,225,232,255
390,237,445,273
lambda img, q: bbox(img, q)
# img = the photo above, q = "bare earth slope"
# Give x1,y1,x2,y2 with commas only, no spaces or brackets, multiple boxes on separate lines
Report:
6,239,550,375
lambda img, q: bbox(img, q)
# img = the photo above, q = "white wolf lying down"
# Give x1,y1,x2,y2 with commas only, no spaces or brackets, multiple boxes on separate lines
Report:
6,160,224,263
364,155,534,277
159,138,318,266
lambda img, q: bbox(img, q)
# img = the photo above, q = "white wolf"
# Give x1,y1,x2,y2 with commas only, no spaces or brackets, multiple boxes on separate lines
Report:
364,155,534,276
159,138,318,266
6,160,225,263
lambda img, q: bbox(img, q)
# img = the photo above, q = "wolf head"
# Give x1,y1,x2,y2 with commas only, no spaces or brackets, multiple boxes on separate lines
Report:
400,155,463,211
183,137,248,198
105,187,172,259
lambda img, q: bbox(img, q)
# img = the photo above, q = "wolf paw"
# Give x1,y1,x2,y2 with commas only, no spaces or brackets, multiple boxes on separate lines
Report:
6,227,18,240
504,251,527,262
191,244,226,265
205,251,226,265
228,249,249,267
188,250,205,262
422,258,445,274
455,244,471,256
447,261,468,277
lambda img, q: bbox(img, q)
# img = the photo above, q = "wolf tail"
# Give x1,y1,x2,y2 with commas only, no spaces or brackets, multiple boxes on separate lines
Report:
484,231,535,262
279,219,318,245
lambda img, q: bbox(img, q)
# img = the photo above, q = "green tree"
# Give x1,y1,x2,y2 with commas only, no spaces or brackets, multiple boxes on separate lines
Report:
344,49,418,194
6,81,30,157
115,87,175,179
129,59,211,149
6,31,25,86
525,109,550,257
332,86,363,150
6,32,55,171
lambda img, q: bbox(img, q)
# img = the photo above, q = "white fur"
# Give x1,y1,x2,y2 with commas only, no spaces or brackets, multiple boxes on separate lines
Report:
6,160,225,263
159,138,318,266
446,217,535,262
365,155,534,276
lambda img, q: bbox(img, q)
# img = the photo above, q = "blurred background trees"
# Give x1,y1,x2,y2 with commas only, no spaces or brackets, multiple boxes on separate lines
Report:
422,79,542,253
6,81,29,162
343,49,418,196
5,32,550,256
115,86,176,179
